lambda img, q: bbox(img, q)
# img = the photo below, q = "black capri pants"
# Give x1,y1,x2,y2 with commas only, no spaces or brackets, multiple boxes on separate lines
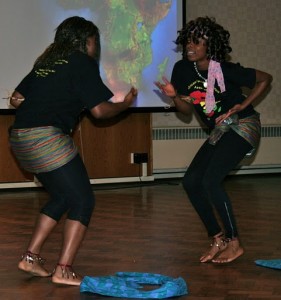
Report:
36,154,95,227
182,129,252,239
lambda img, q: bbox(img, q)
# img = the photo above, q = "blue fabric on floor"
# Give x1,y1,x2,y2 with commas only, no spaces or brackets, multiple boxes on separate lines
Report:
80,272,188,298
255,259,281,270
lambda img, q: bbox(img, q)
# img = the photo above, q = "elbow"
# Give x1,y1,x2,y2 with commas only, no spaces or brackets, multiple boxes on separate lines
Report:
268,74,273,84
90,102,111,119
90,107,104,119
264,74,273,90
257,71,273,86
264,73,273,85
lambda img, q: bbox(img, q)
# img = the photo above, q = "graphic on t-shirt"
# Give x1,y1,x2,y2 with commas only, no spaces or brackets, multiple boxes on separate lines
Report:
35,59,69,78
189,80,222,118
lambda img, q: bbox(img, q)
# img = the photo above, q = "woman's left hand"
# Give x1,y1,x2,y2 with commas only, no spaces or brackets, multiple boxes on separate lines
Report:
123,87,138,106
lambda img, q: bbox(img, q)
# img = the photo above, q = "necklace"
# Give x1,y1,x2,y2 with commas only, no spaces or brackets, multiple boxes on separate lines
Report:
194,62,208,88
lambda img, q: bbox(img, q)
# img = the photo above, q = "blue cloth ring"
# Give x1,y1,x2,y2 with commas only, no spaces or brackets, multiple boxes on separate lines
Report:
80,271,188,298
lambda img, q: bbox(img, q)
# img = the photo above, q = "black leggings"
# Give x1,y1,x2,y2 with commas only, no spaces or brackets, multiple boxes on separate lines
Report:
36,154,95,227
182,129,252,239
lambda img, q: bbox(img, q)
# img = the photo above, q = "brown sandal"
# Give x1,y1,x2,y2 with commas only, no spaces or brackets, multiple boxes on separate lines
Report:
200,233,227,263
18,250,52,277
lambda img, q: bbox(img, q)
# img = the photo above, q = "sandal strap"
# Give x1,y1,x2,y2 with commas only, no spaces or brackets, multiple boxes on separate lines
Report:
57,263,72,268
21,251,46,265
57,263,77,279
211,233,226,250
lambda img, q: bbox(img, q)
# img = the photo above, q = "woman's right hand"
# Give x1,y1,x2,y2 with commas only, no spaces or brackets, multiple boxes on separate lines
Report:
154,76,176,98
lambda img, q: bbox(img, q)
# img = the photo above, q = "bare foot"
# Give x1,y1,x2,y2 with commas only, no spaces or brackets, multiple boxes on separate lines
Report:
200,233,227,263
212,238,244,264
18,251,51,277
52,264,82,286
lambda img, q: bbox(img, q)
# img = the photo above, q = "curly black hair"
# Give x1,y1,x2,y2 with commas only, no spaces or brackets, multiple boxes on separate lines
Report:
175,16,232,62
34,16,100,68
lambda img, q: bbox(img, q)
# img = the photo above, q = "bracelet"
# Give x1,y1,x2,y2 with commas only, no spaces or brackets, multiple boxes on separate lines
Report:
179,95,193,104
164,99,175,110
9,96,25,101
171,94,193,104
5,96,25,108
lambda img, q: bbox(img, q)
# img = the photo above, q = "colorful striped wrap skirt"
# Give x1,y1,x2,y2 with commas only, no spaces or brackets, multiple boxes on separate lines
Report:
230,112,261,150
9,126,78,174
208,112,261,156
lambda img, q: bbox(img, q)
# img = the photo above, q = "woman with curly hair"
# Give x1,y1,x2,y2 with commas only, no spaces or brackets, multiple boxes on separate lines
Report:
9,16,137,285
155,16,272,264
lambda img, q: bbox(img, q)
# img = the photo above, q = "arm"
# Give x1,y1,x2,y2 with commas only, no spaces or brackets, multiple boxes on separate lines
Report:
9,91,25,108
90,87,137,119
216,69,273,124
154,77,193,116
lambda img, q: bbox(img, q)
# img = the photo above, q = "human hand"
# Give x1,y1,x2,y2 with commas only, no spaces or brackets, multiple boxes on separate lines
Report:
124,87,138,106
9,91,25,108
215,104,242,125
154,76,176,97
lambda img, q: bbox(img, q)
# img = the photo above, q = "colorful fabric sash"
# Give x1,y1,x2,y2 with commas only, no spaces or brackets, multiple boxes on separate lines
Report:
80,272,188,299
9,126,78,173
230,112,261,150
209,113,261,156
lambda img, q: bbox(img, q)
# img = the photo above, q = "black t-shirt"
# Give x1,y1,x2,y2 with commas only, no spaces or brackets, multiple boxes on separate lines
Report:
171,59,257,128
13,51,113,134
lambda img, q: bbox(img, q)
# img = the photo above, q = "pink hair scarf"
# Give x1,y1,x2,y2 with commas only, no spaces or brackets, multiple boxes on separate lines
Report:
205,60,226,113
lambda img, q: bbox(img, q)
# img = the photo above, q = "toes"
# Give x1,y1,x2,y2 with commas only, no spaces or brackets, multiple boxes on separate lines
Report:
212,248,244,264
52,275,82,286
200,254,213,263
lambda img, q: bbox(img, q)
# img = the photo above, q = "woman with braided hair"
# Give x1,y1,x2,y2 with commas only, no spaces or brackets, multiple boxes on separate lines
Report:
9,16,137,285
155,16,272,264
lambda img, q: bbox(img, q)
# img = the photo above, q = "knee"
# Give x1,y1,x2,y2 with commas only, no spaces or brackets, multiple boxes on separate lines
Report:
201,176,220,194
40,199,68,222
182,172,201,193
183,172,217,195
68,197,95,227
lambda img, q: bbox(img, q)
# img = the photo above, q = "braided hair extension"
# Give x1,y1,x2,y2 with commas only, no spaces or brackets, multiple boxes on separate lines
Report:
176,16,232,62
34,16,100,68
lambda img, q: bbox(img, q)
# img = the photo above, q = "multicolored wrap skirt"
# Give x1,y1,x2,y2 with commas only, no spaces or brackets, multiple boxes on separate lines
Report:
208,112,261,156
9,126,78,174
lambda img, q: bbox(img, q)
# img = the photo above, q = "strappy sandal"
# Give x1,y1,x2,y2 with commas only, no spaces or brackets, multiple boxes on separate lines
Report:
18,250,52,277
52,263,82,286
200,233,227,263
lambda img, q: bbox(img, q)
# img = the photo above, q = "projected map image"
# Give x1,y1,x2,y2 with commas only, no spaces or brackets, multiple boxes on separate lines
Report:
0,0,180,109
55,0,179,107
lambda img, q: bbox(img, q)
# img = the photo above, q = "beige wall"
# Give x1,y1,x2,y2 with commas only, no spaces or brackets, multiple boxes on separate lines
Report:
152,0,281,173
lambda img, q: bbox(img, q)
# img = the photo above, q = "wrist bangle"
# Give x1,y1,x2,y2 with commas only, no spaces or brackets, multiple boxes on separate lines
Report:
179,96,193,104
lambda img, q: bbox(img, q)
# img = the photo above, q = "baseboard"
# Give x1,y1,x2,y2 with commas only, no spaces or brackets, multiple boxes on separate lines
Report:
0,175,155,189
153,164,281,179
